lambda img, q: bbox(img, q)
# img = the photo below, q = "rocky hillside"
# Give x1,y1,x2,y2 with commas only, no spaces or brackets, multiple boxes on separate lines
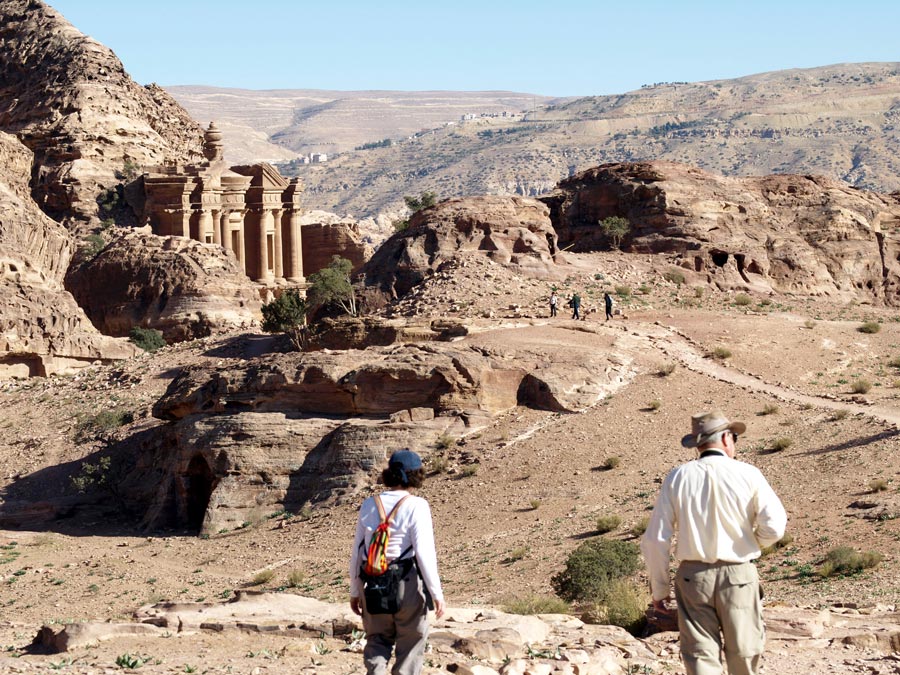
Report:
274,63,900,219
0,0,204,225
167,87,558,162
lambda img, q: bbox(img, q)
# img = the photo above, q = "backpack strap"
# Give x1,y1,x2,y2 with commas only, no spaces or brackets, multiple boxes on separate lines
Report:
382,494,410,526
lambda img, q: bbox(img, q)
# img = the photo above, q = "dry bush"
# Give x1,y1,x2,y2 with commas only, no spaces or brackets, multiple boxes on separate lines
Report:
761,533,794,557
529,499,542,510
657,362,677,377
769,437,793,452
581,579,648,635
630,517,649,537
603,456,620,471
646,399,661,412
851,379,872,394
502,594,570,615
710,346,732,360
250,569,275,586
804,319,816,329
759,403,780,416
286,569,305,588
858,321,881,334
435,434,455,450
868,478,889,493
663,269,686,286
733,293,752,306
503,546,529,563
888,356,900,369
831,409,850,421
595,514,622,534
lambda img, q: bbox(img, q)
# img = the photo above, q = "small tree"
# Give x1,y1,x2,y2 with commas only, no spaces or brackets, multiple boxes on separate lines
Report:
404,191,437,212
598,216,631,250
307,256,358,317
261,289,309,350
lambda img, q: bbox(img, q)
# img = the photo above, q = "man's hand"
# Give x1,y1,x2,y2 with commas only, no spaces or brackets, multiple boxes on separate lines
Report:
434,598,445,619
350,596,362,616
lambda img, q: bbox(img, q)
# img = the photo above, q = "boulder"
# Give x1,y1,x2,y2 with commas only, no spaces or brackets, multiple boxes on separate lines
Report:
65,227,262,342
300,220,373,276
542,161,900,303
362,196,563,303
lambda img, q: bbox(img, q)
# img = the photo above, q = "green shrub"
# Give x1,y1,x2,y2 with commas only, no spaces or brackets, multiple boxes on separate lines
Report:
850,379,872,394
81,233,106,259
551,539,640,602
595,514,622,534
581,579,648,635
733,293,752,306
818,546,883,578
74,410,134,443
858,321,881,334
435,434,455,450
129,327,166,352
663,269,686,286
769,437,793,452
502,594,570,615
261,290,309,350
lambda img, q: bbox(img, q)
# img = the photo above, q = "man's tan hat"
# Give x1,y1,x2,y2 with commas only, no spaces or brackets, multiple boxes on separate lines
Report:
681,410,746,448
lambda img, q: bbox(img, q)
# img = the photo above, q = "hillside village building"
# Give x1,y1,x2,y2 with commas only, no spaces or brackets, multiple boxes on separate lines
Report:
141,123,305,284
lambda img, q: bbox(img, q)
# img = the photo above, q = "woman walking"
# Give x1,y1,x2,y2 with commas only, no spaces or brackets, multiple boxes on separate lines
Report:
350,450,445,675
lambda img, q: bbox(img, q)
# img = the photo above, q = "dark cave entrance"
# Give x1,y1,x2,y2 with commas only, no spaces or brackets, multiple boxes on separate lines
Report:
185,455,216,532
711,251,729,267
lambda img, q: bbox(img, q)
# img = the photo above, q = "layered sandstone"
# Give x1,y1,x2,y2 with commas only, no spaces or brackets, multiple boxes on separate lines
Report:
0,132,138,377
362,196,563,303
543,161,900,303
300,216,373,276
0,0,203,225
138,337,633,532
65,228,262,342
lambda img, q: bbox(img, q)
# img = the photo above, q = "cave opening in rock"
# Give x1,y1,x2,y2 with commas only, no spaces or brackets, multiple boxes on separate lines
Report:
185,455,215,532
711,251,729,267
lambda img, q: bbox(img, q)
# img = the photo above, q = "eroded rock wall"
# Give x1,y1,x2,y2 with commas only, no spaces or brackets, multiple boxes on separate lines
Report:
300,222,372,277
0,131,138,377
543,161,900,302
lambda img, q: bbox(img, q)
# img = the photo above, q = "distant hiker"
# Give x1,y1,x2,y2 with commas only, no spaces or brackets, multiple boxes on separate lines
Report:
604,292,614,321
549,291,559,317
641,411,787,675
350,450,445,675
568,293,581,320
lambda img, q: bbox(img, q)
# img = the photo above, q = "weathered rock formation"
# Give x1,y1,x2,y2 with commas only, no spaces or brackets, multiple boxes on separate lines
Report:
300,217,373,276
0,131,138,377
361,196,563,303
65,228,262,342
0,0,203,225
542,161,900,302
135,336,633,533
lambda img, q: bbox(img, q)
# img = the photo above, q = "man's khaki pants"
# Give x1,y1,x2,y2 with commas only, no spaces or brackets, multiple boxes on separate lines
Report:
362,569,429,675
674,560,765,675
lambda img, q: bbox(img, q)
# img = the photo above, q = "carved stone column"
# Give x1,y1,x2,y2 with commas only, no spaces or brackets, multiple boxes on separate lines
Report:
219,211,231,252
272,208,284,280
257,208,273,282
285,208,304,282
211,209,221,246
198,209,214,244
179,209,191,238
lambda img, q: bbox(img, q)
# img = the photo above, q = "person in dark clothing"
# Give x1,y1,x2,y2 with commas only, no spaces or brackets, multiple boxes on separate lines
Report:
569,293,581,320
604,292,614,321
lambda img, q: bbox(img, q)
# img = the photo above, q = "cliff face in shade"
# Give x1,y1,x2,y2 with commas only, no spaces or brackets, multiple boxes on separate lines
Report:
0,130,138,377
542,161,900,303
0,0,204,226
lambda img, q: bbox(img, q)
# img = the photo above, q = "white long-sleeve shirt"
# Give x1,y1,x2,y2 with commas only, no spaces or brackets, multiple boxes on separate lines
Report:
349,490,444,602
641,450,787,602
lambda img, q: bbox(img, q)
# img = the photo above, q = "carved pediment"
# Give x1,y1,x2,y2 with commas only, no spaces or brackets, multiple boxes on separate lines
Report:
230,163,289,190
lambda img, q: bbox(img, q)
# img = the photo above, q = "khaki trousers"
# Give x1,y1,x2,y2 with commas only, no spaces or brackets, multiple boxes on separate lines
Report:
674,560,765,675
362,567,429,675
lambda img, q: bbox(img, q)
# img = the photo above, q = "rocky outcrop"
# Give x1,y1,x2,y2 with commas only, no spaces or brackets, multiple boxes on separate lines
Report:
0,131,138,377
361,196,563,302
0,0,203,225
138,338,633,533
542,161,900,303
300,219,372,276
65,228,262,342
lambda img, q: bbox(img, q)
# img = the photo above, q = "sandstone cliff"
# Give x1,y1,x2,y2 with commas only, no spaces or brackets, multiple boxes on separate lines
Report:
300,220,372,276
543,161,900,303
0,131,138,376
65,228,262,342
0,0,203,225
361,196,563,304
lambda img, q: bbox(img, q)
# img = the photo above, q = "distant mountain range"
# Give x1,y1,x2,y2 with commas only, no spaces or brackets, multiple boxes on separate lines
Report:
168,63,900,220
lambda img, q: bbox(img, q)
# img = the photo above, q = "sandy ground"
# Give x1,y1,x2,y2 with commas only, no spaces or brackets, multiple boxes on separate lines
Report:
0,252,899,673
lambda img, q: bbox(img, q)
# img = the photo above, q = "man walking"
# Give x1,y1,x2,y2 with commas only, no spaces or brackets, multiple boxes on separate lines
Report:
641,411,787,675
604,292,614,321
549,291,558,317
569,293,581,320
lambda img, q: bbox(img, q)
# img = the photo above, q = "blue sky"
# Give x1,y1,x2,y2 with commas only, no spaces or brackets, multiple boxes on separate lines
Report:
49,0,900,97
